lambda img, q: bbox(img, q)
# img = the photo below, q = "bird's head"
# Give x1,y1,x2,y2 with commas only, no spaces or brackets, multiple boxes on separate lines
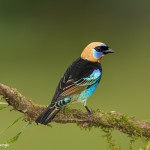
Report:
81,42,114,62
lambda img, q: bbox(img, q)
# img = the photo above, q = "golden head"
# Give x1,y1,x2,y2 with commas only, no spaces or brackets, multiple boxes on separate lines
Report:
81,42,114,62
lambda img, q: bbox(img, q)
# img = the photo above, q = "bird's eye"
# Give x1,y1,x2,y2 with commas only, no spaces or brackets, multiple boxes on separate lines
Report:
95,46,109,52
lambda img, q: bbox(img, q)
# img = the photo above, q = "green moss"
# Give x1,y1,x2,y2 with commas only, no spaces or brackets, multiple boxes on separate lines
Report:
129,136,137,150
101,127,122,150
108,113,144,138
91,109,150,139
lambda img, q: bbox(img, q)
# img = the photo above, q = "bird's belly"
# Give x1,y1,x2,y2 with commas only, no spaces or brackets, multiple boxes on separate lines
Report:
71,82,99,103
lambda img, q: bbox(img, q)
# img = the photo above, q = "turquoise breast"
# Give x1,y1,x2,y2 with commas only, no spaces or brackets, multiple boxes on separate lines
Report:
79,82,99,99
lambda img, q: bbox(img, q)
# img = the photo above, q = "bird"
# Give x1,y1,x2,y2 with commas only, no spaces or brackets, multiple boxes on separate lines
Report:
36,42,114,125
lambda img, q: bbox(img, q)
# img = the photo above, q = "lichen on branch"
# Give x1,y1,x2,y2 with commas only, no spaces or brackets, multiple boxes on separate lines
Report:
0,83,150,139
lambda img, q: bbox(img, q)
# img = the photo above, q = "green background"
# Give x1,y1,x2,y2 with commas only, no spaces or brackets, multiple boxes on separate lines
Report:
0,0,150,149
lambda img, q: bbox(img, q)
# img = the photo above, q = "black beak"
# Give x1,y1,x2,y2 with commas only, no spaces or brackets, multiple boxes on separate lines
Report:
104,48,115,54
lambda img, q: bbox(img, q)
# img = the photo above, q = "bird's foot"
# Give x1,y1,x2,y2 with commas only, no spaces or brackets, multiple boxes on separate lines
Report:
87,109,94,120
62,106,66,115
84,105,94,120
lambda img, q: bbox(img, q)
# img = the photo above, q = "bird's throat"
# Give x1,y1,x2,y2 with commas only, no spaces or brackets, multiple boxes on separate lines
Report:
98,56,103,62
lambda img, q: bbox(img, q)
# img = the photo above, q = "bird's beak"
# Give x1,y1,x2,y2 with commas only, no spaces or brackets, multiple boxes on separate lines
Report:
104,48,115,54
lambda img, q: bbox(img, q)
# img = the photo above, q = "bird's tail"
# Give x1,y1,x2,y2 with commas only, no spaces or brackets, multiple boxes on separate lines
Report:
35,105,60,125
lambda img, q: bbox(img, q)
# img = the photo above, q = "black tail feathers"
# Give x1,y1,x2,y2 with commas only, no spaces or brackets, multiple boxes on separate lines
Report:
35,105,60,125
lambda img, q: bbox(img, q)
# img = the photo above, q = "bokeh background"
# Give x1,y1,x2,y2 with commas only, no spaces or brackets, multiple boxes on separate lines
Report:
0,0,150,149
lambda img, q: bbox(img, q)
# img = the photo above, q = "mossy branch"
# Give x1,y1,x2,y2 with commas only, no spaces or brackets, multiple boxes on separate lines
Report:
0,83,150,139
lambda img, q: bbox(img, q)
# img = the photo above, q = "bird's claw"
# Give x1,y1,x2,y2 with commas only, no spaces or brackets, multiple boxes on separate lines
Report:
87,109,94,120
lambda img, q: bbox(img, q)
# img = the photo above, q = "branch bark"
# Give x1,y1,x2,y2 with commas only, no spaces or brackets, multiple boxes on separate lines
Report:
0,83,150,138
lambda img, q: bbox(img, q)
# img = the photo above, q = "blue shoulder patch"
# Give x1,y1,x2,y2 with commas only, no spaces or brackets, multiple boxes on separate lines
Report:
83,69,101,80
74,69,101,86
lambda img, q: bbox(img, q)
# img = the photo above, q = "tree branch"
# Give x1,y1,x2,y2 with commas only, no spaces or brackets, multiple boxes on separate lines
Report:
0,83,150,138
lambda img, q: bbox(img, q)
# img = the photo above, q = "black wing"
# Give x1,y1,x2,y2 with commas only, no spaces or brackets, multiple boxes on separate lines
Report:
51,57,102,104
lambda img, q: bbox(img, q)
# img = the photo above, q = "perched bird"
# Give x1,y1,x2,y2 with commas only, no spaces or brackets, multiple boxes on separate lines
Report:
36,42,114,125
